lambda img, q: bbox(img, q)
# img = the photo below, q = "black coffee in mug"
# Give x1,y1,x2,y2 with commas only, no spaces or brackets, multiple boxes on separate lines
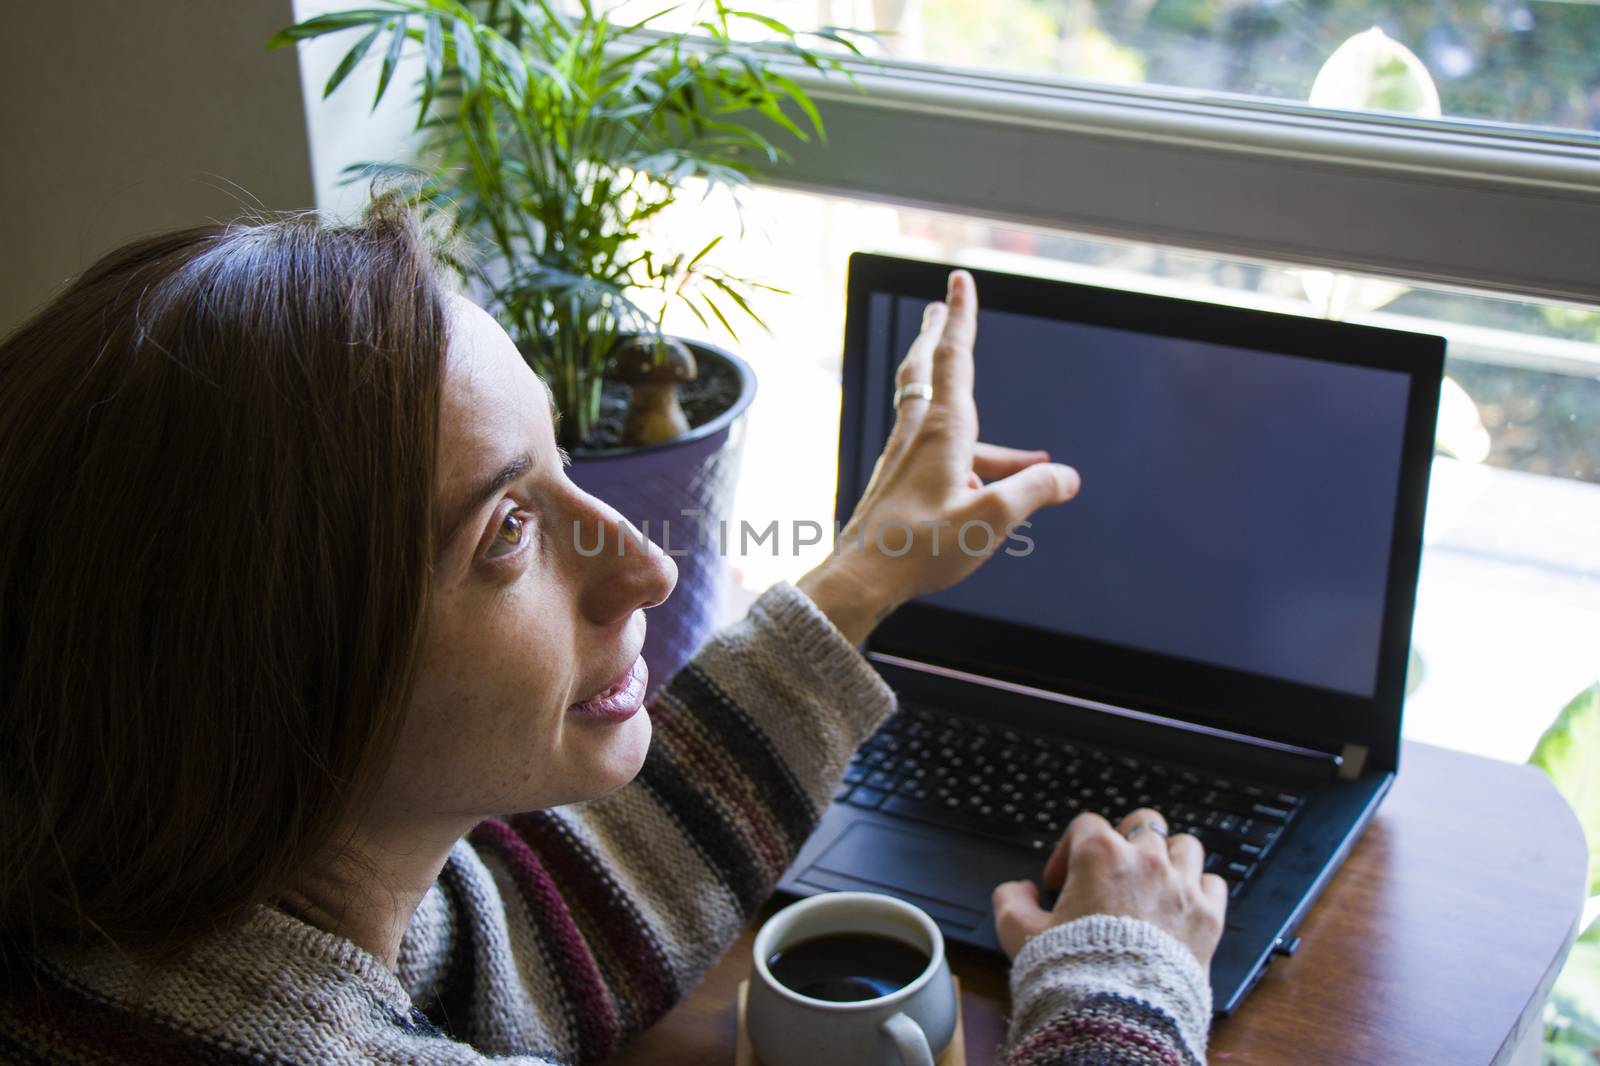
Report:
767,932,931,1002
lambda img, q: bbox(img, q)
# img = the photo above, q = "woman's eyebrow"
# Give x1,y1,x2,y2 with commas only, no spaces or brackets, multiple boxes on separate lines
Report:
440,451,532,551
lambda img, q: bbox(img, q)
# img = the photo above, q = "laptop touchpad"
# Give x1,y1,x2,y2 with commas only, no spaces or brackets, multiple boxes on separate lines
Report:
806,821,1038,928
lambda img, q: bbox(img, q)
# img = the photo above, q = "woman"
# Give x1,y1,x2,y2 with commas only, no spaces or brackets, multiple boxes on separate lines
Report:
0,194,1224,1064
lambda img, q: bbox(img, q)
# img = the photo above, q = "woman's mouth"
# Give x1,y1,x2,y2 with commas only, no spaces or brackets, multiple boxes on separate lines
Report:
567,655,648,723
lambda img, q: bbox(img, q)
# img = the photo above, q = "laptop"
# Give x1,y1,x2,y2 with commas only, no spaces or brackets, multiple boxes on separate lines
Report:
775,252,1445,1015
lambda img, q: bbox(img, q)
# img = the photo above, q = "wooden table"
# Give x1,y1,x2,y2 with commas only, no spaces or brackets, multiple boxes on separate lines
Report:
609,741,1588,1065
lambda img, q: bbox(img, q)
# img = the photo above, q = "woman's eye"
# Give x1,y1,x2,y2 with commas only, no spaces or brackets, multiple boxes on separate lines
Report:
486,510,530,559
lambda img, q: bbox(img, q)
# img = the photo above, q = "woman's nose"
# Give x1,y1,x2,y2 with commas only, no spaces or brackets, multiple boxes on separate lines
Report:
567,491,678,627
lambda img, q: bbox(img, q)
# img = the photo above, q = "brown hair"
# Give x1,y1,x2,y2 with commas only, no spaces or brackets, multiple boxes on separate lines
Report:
0,191,456,956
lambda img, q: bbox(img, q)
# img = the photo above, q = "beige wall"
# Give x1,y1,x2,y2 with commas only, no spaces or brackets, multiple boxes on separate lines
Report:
0,0,316,336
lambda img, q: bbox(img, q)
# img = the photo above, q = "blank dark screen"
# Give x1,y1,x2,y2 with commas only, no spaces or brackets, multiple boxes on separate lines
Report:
860,294,1412,697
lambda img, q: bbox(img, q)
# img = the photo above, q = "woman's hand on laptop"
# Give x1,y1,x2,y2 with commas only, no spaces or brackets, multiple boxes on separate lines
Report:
797,270,1081,645
991,807,1228,968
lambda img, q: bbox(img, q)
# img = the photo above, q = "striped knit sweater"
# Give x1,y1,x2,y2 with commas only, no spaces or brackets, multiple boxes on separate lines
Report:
0,580,1212,1065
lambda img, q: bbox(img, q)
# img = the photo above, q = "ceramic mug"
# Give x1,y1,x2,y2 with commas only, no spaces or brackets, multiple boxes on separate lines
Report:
747,892,958,1066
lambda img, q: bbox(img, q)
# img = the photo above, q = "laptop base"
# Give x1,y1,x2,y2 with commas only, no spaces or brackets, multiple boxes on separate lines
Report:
775,662,1395,1015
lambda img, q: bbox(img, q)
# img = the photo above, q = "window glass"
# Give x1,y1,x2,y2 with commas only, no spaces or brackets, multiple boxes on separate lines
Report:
651,184,1600,763
614,0,1600,135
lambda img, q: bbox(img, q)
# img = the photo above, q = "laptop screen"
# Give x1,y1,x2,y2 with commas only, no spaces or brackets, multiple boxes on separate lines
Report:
841,256,1442,763
858,294,1412,699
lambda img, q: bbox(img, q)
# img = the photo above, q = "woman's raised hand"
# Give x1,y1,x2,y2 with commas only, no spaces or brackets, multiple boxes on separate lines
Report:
797,270,1080,645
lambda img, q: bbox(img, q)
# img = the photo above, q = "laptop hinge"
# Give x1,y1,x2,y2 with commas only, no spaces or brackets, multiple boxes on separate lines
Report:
1337,743,1369,780
869,651,1342,766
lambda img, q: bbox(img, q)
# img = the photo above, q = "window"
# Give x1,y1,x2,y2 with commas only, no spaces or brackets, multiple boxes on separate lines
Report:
663,185,1600,766
599,0,1600,766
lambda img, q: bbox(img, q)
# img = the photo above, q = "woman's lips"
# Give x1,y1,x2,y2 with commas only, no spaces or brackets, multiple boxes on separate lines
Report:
567,655,647,723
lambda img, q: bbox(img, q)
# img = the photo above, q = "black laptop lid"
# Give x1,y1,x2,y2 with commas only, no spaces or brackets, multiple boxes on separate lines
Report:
838,254,1444,772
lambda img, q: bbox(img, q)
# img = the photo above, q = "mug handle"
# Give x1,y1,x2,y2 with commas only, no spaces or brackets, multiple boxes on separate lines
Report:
881,1012,936,1066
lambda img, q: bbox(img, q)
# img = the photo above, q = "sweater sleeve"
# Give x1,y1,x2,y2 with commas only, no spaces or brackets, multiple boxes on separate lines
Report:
999,914,1214,1066
397,579,898,1062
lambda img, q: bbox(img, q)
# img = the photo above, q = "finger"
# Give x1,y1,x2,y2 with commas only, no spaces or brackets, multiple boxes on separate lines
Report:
930,270,977,412
992,878,1050,959
972,441,1051,482
967,461,1081,532
1116,807,1172,859
1043,834,1069,891
1167,830,1205,881
894,300,947,393
884,302,947,455
1044,810,1114,889
1201,872,1229,912
1115,807,1169,835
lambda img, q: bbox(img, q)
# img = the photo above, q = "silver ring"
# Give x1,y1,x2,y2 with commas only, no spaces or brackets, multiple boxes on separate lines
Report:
893,382,934,410
1123,822,1168,842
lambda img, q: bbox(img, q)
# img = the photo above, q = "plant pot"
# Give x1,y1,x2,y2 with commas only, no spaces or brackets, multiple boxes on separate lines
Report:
563,339,757,701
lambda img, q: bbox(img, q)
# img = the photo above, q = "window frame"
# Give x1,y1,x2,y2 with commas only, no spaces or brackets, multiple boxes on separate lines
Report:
741,52,1600,307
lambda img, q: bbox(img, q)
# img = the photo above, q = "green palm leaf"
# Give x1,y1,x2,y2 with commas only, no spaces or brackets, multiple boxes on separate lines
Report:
269,0,865,445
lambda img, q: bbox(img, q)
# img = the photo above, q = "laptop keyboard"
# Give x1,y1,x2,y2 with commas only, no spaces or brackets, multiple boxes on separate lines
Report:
834,704,1307,900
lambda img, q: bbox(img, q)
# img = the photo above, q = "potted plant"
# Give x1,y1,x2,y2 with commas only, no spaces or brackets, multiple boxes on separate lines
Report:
270,0,861,691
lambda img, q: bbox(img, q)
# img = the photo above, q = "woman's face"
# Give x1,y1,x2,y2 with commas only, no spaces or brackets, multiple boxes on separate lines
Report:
380,293,678,828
